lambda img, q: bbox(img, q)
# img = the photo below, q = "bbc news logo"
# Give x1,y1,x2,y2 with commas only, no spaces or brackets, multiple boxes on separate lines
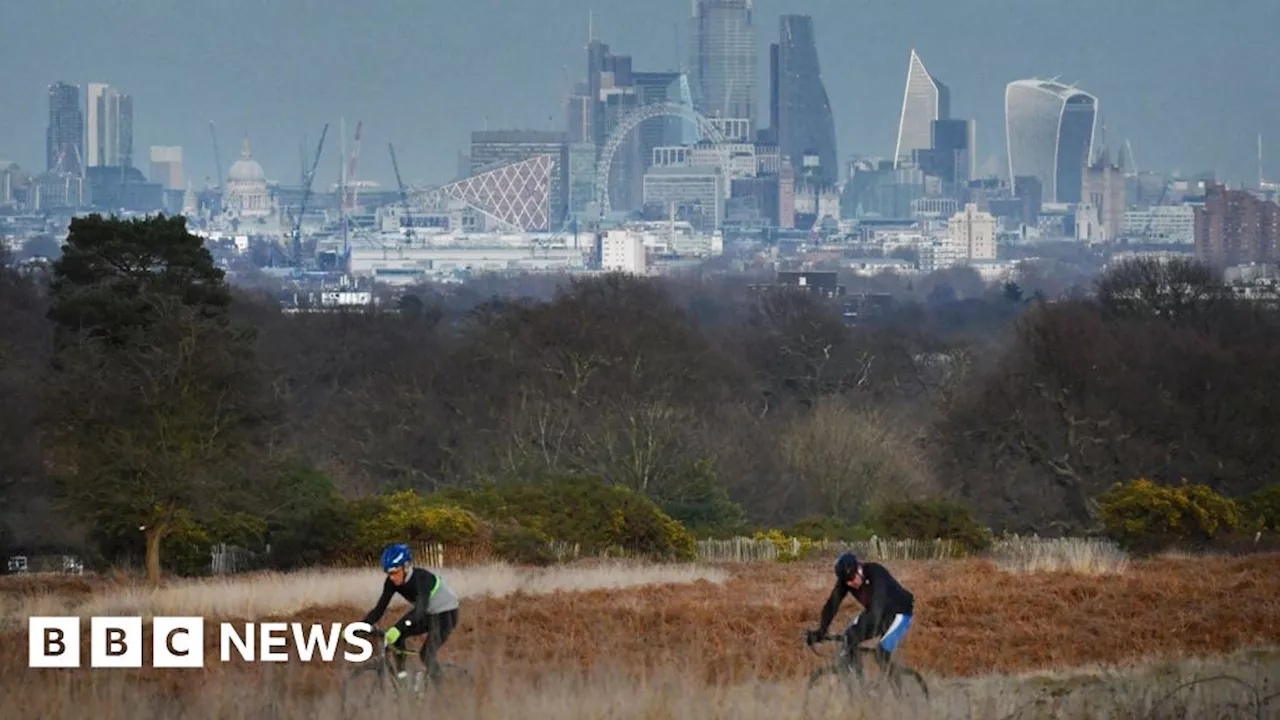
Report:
29,617,377,668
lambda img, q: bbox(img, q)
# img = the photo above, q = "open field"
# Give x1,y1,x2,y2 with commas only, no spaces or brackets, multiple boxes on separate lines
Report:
3,553,1279,718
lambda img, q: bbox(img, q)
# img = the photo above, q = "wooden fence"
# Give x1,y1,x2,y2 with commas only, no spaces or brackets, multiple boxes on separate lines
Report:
196,535,1130,575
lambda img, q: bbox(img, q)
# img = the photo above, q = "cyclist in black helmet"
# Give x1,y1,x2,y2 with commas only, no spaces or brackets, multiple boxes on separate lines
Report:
805,552,916,671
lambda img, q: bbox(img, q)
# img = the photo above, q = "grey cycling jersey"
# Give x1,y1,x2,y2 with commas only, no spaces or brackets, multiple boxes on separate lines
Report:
425,570,459,614
362,566,460,633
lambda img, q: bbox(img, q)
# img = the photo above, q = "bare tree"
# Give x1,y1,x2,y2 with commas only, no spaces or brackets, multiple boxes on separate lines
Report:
780,396,934,521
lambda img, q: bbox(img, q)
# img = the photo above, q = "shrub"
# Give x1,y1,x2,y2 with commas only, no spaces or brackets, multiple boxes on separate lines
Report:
1243,485,1280,533
354,490,487,557
659,459,750,539
439,473,696,561
161,512,215,577
1097,478,1243,552
788,516,875,543
867,498,993,553
268,496,361,570
207,513,269,553
491,524,557,566
752,529,818,562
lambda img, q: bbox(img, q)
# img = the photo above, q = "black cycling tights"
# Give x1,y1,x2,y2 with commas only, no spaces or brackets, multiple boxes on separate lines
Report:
390,608,460,679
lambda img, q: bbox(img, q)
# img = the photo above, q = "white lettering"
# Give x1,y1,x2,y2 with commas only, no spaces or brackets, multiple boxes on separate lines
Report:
259,622,289,662
342,622,375,662
291,623,343,662
220,623,254,662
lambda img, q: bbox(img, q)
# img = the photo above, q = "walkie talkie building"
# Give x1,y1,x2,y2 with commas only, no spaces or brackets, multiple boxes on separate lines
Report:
1005,79,1097,204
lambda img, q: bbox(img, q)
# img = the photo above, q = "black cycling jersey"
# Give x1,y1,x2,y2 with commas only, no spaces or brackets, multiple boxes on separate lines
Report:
362,566,446,634
816,561,914,637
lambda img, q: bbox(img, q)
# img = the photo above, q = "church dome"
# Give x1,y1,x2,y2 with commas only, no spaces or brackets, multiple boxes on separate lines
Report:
227,137,265,184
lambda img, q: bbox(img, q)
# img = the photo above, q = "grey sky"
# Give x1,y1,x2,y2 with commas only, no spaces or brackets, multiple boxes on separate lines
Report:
2,0,1276,190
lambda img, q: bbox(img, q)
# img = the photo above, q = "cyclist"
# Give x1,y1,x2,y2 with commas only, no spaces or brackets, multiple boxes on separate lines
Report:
805,552,915,674
360,543,461,685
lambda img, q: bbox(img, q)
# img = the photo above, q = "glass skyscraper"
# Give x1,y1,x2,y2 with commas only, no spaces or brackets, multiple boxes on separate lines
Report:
46,82,84,175
689,0,757,132
775,15,838,188
1005,79,1097,204
894,49,951,169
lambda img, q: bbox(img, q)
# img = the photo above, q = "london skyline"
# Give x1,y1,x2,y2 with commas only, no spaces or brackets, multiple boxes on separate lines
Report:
1,0,1276,190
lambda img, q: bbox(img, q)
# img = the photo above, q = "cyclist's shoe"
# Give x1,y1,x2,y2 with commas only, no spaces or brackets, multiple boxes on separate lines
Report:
804,629,824,646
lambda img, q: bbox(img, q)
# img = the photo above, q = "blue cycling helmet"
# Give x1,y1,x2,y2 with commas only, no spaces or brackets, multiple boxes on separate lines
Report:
835,552,859,582
381,543,412,572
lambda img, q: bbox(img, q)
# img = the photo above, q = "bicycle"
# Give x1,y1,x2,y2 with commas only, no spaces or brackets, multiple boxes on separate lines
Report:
339,627,475,714
803,630,930,707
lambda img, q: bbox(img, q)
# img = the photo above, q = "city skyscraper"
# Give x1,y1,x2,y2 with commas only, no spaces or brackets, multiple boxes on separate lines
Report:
86,83,133,169
774,15,838,187
149,146,184,190
894,49,951,169
470,130,570,230
1005,79,1097,204
46,81,84,175
689,0,757,132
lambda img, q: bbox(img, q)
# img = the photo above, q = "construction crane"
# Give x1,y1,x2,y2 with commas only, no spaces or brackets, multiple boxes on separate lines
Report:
209,121,223,188
290,123,329,268
345,121,363,211
388,142,415,245
209,121,224,214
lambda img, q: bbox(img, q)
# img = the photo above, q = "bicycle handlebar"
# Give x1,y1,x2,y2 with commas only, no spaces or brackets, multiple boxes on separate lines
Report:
804,630,883,658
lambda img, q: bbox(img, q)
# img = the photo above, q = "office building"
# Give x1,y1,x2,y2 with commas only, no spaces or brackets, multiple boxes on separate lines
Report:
1005,79,1097,204
643,166,726,232
600,229,648,274
774,15,838,187
894,50,950,169
470,130,570,228
149,146,184,190
1122,206,1196,244
923,118,975,185
689,0,757,132
46,82,84,175
86,83,134,169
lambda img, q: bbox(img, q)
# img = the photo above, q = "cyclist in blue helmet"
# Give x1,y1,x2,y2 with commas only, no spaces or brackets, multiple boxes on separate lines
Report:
361,543,461,683
805,552,916,673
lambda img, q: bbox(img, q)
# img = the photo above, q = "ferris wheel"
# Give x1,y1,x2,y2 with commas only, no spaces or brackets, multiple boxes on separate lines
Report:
594,101,730,217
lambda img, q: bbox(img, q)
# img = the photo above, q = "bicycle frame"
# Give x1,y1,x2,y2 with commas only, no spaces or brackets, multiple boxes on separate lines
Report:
343,627,473,705
804,631,930,701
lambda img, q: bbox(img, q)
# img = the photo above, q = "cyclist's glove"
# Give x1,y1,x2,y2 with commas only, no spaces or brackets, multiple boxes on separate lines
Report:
384,626,402,647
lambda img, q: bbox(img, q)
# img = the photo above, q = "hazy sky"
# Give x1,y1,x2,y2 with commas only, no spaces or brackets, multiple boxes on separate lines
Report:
2,0,1277,190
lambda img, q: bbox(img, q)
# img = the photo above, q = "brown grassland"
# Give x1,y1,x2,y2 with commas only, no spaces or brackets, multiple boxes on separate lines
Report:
2,553,1279,719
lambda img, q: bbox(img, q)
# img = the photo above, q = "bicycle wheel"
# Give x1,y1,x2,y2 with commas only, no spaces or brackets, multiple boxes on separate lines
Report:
805,663,859,714
887,661,931,704
340,660,388,715
416,662,476,699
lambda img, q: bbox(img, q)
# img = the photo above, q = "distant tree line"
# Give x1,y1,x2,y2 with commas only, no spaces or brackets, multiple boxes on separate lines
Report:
1,216,1277,582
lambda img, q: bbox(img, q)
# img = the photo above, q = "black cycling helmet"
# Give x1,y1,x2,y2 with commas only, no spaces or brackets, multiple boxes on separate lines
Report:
834,552,860,581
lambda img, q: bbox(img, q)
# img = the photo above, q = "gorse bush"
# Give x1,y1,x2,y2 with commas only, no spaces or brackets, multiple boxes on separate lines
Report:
353,490,487,557
1097,478,1243,552
752,529,817,562
867,498,993,553
440,473,697,561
